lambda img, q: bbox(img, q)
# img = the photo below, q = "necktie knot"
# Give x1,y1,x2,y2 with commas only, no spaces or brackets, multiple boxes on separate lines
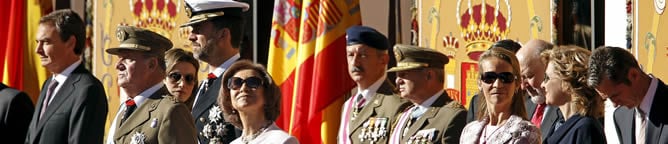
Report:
208,73,217,80
125,99,136,107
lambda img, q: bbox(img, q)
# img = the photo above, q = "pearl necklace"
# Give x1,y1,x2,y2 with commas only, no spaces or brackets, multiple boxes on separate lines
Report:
241,121,273,144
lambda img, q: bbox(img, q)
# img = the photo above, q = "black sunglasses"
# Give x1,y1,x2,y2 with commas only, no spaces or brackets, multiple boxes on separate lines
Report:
480,72,516,84
168,72,196,84
227,77,264,90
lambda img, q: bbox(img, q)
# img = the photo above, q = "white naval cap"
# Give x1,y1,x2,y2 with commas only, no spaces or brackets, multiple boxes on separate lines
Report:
181,0,250,27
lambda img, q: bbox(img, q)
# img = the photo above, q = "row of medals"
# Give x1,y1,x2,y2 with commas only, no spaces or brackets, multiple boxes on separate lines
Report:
358,117,388,142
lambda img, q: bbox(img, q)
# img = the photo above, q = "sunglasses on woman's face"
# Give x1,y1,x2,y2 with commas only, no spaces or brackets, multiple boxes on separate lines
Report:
480,72,516,84
227,77,263,90
168,72,196,84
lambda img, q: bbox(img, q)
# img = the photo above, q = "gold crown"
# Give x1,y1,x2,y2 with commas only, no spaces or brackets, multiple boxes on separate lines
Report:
440,34,460,58
457,0,511,61
129,0,181,37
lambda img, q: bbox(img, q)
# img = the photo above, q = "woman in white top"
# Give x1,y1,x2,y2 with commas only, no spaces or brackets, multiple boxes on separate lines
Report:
460,48,541,144
218,60,299,144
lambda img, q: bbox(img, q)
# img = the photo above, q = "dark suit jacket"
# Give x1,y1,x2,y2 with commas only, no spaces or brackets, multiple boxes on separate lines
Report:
399,92,467,144
0,83,34,144
614,79,668,144
545,114,606,144
342,80,410,144
192,77,239,143
466,94,480,123
25,64,108,144
113,86,197,144
526,96,564,140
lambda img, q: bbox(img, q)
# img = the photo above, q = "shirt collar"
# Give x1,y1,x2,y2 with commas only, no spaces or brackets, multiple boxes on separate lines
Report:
355,73,387,101
211,53,240,77
639,75,658,116
130,83,164,107
53,59,82,83
415,90,444,110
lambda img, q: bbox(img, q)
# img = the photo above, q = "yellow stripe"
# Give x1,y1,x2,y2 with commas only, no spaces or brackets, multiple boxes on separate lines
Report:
527,0,538,38
647,14,661,73
429,0,441,48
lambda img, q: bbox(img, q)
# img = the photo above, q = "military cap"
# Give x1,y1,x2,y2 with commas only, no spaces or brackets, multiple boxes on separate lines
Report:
181,0,249,27
346,26,389,50
106,26,173,55
387,44,449,72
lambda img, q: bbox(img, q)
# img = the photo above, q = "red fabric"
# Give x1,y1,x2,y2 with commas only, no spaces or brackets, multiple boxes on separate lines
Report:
207,73,217,79
125,99,136,107
531,103,546,128
0,0,25,89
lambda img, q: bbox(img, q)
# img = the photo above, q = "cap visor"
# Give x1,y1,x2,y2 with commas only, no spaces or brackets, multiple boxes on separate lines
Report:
387,66,423,72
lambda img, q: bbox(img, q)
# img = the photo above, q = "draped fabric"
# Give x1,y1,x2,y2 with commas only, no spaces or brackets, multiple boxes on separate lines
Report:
268,0,361,143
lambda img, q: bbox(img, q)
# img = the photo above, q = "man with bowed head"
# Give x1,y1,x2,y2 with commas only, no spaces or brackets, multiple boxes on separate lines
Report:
515,39,563,140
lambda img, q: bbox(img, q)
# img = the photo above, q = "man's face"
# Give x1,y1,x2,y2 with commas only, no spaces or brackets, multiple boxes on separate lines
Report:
519,58,547,104
35,23,74,71
115,51,153,88
395,69,428,100
595,76,636,108
188,21,222,61
346,44,387,84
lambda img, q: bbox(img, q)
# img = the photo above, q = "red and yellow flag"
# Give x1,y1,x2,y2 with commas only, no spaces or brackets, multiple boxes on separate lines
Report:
268,0,361,143
0,0,26,89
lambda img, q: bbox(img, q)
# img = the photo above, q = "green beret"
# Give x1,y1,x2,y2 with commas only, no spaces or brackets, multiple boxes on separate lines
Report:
387,44,449,72
106,26,173,56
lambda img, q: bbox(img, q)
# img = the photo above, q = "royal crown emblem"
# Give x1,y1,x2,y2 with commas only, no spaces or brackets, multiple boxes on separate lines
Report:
441,34,460,58
129,0,180,37
457,0,511,61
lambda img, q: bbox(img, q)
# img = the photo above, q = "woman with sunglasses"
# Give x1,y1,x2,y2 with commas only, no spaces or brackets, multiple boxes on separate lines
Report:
164,48,199,107
218,60,298,144
540,46,605,144
461,48,541,144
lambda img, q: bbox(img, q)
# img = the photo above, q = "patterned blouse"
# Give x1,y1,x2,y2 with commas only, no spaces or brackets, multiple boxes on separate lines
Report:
460,115,541,144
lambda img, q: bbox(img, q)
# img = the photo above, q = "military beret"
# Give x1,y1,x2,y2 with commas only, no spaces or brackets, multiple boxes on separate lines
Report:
106,26,173,56
346,26,389,50
387,44,449,72
181,0,249,27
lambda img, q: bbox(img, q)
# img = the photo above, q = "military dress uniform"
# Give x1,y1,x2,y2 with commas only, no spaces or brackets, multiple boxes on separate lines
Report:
105,26,197,144
338,26,411,144
181,0,249,143
387,44,467,144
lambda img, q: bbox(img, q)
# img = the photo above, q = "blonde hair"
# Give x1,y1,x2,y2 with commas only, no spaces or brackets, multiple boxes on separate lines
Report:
476,48,527,120
541,45,604,118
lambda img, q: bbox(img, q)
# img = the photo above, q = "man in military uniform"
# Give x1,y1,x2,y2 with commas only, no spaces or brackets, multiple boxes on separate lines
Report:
181,0,248,143
387,44,467,144
337,26,410,144
105,26,197,144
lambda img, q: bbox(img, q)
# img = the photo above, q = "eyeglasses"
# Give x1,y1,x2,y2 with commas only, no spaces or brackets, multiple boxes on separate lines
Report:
227,77,264,90
168,72,196,84
480,72,516,84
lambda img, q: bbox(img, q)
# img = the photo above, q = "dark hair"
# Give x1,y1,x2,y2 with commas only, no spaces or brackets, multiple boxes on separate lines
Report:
218,60,280,128
490,39,522,53
210,16,245,48
39,9,86,55
542,45,603,118
165,48,200,105
477,48,527,120
587,46,639,87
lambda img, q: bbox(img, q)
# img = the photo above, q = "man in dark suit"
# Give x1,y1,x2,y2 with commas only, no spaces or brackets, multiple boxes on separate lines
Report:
104,26,197,144
588,46,668,144
0,83,33,143
387,44,467,144
515,39,563,141
181,0,249,143
337,26,410,144
26,9,109,144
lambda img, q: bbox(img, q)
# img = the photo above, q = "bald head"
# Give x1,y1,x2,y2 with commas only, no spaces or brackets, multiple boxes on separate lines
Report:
516,39,554,104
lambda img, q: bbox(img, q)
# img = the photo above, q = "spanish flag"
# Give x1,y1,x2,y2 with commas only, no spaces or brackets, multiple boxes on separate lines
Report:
268,0,361,143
